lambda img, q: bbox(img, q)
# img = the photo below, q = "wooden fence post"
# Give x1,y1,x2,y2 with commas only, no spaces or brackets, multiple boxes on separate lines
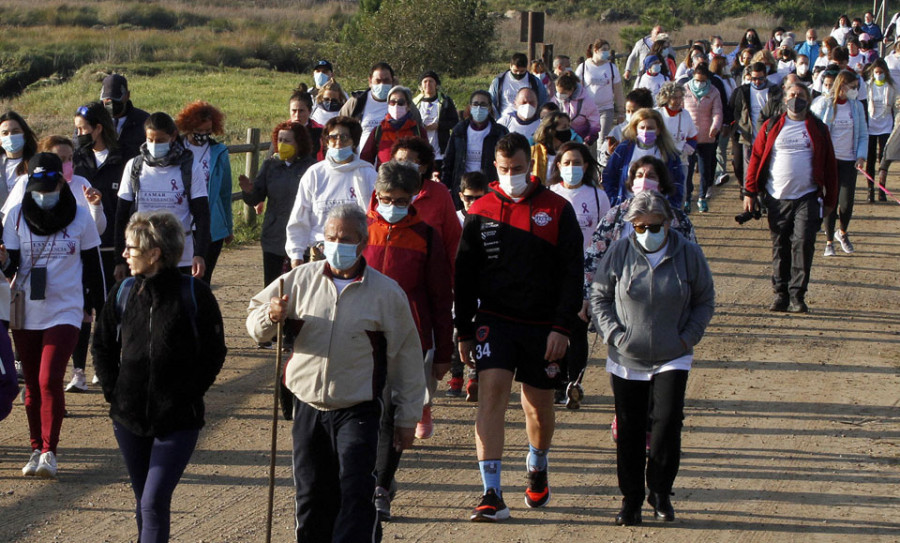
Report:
243,128,260,226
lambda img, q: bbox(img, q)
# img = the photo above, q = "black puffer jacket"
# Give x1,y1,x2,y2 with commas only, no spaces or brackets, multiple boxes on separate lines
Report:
73,144,125,248
91,268,227,437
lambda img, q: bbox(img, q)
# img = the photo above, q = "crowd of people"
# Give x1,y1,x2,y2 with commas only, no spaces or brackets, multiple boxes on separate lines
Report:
0,11,895,542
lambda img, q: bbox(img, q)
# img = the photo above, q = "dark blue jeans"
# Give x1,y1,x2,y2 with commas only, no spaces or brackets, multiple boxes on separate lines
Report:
113,422,199,543
292,397,381,543
687,142,718,201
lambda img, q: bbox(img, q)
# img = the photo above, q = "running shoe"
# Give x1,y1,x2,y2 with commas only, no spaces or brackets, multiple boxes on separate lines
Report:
65,368,87,393
415,406,434,439
835,230,855,254
565,382,584,410
698,199,709,213
465,378,478,402
682,200,691,215
91,373,100,385
524,470,551,508
714,174,730,186
35,451,57,478
446,376,463,397
22,449,40,476
470,489,510,522
374,486,392,522
15,360,24,383
553,388,566,405
611,415,618,443
823,244,836,257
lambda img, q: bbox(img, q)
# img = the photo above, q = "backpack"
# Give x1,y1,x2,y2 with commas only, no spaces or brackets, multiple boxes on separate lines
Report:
115,275,199,344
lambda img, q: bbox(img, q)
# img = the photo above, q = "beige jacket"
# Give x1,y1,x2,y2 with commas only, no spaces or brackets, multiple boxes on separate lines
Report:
247,260,424,427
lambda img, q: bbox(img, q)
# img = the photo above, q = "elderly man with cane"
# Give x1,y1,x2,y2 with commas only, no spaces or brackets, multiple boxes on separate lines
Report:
247,204,425,543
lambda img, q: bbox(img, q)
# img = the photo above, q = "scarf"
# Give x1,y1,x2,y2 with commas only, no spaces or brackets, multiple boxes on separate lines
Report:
22,183,78,236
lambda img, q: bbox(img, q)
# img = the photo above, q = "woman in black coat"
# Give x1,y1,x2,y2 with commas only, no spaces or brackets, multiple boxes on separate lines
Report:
92,210,226,543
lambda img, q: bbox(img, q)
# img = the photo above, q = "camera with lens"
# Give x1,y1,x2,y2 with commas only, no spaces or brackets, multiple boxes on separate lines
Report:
734,209,762,224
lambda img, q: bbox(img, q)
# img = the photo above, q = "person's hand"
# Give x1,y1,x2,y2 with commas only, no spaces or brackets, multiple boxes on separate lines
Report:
544,331,568,362
224,234,234,245
114,263,129,281
578,300,590,322
683,145,695,156
458,339,475,368
291,258,303,269
624,70,632,80
268,294,289,323
432,361,451,381
855,158,866,170
238,174,252,193
255,202,265,214
393,426,416,451
431,171,441,184
742,195,757,213
83,186,102,206
191,256,206,278
0,244,7,266
709,127,720,139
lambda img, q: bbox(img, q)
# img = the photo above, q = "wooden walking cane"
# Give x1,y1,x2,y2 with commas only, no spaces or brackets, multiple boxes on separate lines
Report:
265,278,285,543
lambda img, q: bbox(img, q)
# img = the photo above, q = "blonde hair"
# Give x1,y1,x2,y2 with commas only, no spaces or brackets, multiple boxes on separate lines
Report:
832,70,859,110
622,108,679,163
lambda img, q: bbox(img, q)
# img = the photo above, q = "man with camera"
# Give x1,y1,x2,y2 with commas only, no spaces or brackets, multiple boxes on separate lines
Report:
742,82,837,314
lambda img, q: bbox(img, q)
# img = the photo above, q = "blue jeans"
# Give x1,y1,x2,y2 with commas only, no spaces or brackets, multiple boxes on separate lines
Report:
687,142,718,201
113,422,199,543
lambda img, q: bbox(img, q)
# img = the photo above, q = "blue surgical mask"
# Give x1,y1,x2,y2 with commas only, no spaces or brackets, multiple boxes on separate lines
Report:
470,105,489,123
323,241,360,271
635,228,667,252
147,141,170,159
560,165,584,186
31,190,60,210
314,71,330,88
377,202,409,224
371,83,391,101
1,133,25,154
326,146,354,163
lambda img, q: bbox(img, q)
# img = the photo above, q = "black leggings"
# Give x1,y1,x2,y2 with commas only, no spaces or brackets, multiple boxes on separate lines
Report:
562,316,589,385
866,133,889,190
825,160,858,241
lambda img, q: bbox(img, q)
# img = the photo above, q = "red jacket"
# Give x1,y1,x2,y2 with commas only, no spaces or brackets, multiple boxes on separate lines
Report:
360,115,427,169
744,113,838,209
413,179,461,277
363,201,454,366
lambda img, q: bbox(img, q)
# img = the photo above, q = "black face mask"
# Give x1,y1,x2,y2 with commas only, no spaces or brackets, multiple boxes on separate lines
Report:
786,97,808,114
323,100,341,112
105,100,127,118
75,133,94,149
192,133,211,145
556,129,572,143
510,70,527,80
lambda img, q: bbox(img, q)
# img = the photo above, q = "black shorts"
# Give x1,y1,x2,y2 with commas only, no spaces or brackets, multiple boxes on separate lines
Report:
472,315,564,390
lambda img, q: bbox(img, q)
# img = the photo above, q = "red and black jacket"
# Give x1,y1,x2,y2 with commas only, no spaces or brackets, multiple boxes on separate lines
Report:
455,179,583,340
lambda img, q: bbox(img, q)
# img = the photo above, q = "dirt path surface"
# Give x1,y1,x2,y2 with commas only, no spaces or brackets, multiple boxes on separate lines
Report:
1,180,899,542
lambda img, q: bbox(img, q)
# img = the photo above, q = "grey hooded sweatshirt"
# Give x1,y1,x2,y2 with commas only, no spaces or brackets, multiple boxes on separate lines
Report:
590,229,715,372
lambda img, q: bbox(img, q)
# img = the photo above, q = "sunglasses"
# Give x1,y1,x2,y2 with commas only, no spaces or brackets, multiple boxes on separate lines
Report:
326,133,352,143
388,100,407,106
632,223,664,234
461,194,483,203
30,171,60,179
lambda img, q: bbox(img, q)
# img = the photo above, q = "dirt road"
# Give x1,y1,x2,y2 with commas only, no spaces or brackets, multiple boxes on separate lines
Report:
1,180,898,542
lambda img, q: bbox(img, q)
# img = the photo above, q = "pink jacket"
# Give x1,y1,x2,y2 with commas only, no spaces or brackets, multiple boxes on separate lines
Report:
683,86,723,144
554,85,601,144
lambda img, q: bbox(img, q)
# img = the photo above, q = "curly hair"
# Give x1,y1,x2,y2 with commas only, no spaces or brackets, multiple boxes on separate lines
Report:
390,136,435,176
175,101,225,136
656,81,685,107
271,121,312,158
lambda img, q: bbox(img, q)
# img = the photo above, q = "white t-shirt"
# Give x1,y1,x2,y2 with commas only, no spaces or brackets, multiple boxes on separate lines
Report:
831,26,853,46
4,157,22,192
848,53,865,72
577,60,621,111
550,183,611,250
768,118,816,199
457,209,466,226
359,92,389,151
635,73,667,98
417,99,443,160
656,107,698,153
499,113,540,140
750,86,769,134
499,72,530,116
118,158,208,267
184,140,212,189
2,175,106,235
2,204,101,329
465,124,488,173
868,84,894,135
606,353,692,381
886,53,900,84
630,145,663,164
831,101,855,160
332,277,354,295
94,148,109,167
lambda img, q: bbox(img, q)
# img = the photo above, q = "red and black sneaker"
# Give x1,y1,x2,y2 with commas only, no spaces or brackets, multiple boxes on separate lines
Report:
524,469,551,508
470,489,510,522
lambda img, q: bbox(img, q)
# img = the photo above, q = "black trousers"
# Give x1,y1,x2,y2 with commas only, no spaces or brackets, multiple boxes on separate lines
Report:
72,250,117,371
611,370,688,503
866,133,889,183
292,397,381,543
824,160,858,241
764,191,821,300
202,238,225,284
375,386,402,489
562,316,589,384
262,250,288,288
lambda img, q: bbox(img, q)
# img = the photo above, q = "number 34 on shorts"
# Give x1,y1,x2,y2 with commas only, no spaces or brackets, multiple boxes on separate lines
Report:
474,325,493,361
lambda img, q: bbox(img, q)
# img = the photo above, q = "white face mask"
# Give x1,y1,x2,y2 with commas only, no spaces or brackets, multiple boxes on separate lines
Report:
498,172,530,197
845,88,859,100
516,103,536,119
796,63,809,76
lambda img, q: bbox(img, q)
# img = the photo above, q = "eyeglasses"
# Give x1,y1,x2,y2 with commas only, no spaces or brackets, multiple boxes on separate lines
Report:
632,223,665,234
326,133,352,144
124,245,142,255
461,194,483,203
388,100,407,106
377,195,411,207
30,171,60,179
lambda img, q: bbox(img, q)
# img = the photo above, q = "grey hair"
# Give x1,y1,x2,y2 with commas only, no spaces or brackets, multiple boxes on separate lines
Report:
387,85,412,104
326,203,368,242
375,160,420,195
624,190,674,222
656,81,685,107
126,211,185,269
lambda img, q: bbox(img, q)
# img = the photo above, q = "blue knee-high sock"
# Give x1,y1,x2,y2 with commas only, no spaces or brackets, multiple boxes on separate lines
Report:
479,460,502,495
527,444,548,472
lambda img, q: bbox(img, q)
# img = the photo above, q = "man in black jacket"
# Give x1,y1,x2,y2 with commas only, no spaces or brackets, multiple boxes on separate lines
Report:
100,74,150,161
455,133,582,522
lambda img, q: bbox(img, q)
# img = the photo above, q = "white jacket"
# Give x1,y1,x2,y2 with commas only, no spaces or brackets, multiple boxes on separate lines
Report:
246,260,425,427
284,156,376,260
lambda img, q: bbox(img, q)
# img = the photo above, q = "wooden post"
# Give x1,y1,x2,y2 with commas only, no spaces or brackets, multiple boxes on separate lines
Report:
243,128,260,226
527,11,535,64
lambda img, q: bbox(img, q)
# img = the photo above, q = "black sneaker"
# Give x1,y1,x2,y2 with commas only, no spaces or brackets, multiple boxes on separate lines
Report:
524,470,551,508
769,295,789,312
470,489,510,522
787,298,809,314
553,388,566,405
374,487,392,522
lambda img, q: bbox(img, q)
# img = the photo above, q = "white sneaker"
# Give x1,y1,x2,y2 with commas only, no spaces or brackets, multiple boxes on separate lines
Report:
65,368,87,393
91,373,100,385
835,230,855,254
35,451,57,478
22,449,41,476
823,244,836,257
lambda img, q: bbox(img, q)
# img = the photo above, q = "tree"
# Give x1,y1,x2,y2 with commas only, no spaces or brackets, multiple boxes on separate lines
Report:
340,0,496,78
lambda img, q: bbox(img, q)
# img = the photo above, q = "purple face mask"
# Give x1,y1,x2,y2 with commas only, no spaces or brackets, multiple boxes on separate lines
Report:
637,129,657,146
